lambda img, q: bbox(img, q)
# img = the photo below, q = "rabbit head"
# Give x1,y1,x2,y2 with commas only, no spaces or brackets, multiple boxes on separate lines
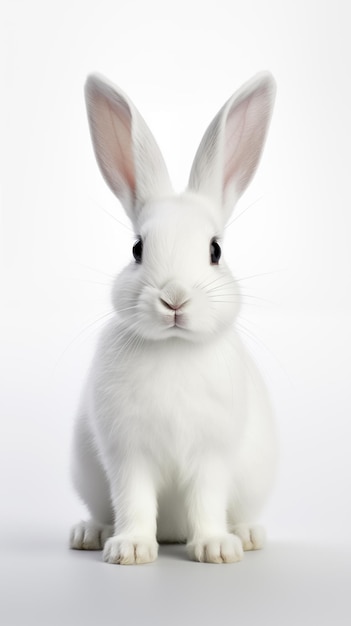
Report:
85,73,276,342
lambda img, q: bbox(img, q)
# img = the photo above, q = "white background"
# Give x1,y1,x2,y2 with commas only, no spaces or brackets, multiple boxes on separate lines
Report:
1,1,351,624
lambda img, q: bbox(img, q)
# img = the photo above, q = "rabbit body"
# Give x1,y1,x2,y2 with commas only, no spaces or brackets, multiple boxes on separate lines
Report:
70,73,277,564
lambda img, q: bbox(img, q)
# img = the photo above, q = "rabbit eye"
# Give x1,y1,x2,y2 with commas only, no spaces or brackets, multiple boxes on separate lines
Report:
133,238,143,264
210,239,221,265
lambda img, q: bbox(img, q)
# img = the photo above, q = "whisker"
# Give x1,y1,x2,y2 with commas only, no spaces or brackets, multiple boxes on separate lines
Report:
206,279,238,293
94,200,133,232
237,293,273,305
194,272,228,291
69,277,112,288
236,316,283,366
225,196,264,229
73,262,115,280
114,305,139,314
235,269,285,282
117,324,146,359
209,292,240,298
209,300,238,304
53,310,115,369
211,299,265,308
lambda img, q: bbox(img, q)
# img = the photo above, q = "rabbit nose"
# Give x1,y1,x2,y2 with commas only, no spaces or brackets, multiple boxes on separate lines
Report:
159,283,190,311
159,298,179,311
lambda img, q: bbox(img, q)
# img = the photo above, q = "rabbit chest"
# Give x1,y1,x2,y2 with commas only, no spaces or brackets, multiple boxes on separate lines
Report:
91,325,248,466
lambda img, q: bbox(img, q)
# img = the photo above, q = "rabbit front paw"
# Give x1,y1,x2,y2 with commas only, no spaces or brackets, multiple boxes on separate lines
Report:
187,533,243,564
70,520,113,550
103,535,158,565
231,524,266,551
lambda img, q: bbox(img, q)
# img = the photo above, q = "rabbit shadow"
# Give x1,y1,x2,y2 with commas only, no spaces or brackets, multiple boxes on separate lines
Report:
67,540,188,564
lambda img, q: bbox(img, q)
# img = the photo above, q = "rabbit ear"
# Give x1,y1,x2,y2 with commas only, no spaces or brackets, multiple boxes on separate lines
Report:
188,72,276,223
85,74,173,226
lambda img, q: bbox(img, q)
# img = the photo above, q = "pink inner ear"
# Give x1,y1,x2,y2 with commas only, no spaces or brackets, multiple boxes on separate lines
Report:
223,86,271,197
89,87,136,201
223,98,250,190
106,97,136,192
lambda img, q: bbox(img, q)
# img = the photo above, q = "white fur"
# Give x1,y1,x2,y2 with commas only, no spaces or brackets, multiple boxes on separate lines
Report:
70,72,277,564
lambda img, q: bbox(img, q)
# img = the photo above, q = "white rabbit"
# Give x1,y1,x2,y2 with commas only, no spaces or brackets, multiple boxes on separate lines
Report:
70,72,277,564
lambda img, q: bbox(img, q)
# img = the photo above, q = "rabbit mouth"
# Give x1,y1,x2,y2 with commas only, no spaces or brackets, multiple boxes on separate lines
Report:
166,311,188,331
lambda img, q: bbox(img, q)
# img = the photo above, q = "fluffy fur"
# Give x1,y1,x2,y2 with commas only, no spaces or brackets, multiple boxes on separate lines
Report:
70,72,277,564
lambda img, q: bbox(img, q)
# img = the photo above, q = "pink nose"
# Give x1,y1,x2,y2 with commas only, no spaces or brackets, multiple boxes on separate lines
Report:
159,282,190,312
160,298,179,311
159,296,189,311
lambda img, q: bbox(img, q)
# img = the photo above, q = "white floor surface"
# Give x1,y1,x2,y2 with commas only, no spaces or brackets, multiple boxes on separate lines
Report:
1,528,350,626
